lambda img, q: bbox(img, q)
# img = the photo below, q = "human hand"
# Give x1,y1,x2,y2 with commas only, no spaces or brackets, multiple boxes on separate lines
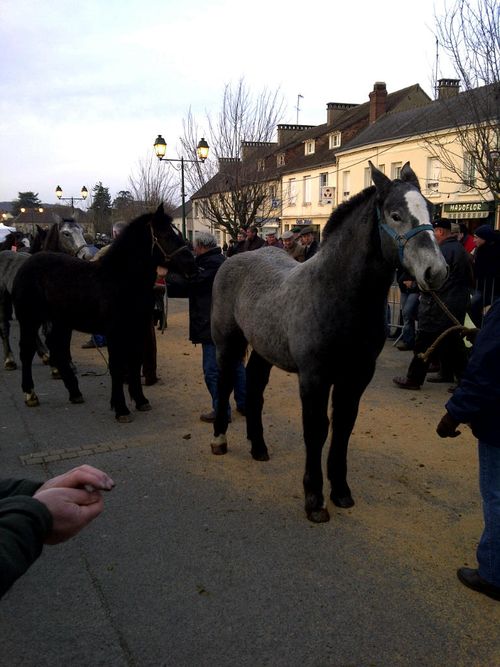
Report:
33,487,106,545
436,412,461,438
37,464,115,494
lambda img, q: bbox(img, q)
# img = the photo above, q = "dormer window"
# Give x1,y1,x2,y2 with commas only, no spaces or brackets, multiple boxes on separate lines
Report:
277,153,285,167
304,140,315,155
329,132,341,149
257,159,266,171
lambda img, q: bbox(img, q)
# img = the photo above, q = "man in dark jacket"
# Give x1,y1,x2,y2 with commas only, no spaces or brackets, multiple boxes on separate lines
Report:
436,299,500,601
0,465,114,598
167,232,246,422
298,226,319,260
469,224,500,327
242,226,265,252
393,219,473,389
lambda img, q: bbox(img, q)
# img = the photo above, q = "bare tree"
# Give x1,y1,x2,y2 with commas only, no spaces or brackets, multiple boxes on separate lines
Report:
128,153,178,214
180,78,285,239
429,0,500,199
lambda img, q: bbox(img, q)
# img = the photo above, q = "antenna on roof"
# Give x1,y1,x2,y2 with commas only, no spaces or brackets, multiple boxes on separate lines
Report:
296,94,303,124
434,37,439,100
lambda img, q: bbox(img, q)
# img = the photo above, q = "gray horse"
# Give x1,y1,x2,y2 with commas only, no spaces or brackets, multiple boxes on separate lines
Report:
210,162,448,522
0,219,92,370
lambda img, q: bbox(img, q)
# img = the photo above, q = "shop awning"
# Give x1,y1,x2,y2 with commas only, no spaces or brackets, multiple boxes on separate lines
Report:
441,201,494,219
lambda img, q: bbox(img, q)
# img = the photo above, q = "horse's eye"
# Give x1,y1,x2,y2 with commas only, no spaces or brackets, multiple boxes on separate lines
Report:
391,212,402,222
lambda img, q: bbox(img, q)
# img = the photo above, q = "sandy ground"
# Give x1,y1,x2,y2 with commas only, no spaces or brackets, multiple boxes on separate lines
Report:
1,298,499,666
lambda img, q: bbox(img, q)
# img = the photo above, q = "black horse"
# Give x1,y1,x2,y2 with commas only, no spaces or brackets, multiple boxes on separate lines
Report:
210,163,448,522
1,220,93,371
13,205,196,421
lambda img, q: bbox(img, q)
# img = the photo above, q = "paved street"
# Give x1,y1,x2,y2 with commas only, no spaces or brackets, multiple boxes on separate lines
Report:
1,299,499,667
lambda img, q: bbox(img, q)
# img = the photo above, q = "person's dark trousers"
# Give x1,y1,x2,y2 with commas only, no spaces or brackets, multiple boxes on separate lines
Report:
477,440,500,587
406,330,440,386
202,342,246,414
438,330,469,382
142,320,158,384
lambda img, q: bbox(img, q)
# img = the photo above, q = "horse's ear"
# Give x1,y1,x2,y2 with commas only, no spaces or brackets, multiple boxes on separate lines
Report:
369,161,391,198
155,203,165,216
400,162,421,190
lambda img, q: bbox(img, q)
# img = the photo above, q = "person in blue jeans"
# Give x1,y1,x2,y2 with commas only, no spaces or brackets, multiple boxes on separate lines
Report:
166,231,246,423
436,298,500,601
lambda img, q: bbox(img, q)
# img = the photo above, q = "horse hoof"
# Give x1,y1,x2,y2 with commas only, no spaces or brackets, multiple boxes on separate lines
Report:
24,393,40,407
330,493,355,508
211,443,228,455
70,395,85,404
4,360,17,371
116,414,133,423
136,402,152,412
211,434,228,455
306,507,330,523
41,354,50,365
251,450,270,461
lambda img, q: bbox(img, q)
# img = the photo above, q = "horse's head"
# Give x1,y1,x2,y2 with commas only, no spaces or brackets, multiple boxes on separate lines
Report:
44,220,93,259
370,161,448,291
149,204,197,278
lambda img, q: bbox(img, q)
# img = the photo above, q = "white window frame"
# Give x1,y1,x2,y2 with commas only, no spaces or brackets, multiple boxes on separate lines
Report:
288,178,297,206
303,176,312,205
277,153,285,167
342,171,350,199
426,157,441,193
304,140,315,155
364,167,372,188
329,132,341,149
462,153,476,188
391,162,402,179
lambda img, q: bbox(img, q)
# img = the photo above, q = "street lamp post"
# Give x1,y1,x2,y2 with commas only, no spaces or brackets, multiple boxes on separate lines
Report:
55,185,89,212
153,135,209,239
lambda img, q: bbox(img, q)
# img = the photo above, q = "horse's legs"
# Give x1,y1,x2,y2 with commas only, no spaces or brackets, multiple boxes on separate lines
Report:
327,366,374,508
245,350,272,461
0,292,16,370
19,320,40,406
300,378,331,523
108,337,133,422
127,329,150,413
46,326,83,403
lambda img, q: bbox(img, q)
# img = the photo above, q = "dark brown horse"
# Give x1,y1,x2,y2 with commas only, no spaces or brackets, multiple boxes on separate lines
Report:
13,205,196,421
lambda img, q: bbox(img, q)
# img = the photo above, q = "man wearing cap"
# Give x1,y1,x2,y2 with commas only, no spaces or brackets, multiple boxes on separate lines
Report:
470,224,500,327
281,230,305,262
393,219,473,389
298,226,319,261
264,230,283,248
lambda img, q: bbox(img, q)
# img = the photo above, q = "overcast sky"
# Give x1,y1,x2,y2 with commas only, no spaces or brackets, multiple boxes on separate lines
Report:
0,0,453,206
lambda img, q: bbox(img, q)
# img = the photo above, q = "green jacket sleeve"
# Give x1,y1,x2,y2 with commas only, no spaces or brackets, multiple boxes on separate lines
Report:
0,478,53,599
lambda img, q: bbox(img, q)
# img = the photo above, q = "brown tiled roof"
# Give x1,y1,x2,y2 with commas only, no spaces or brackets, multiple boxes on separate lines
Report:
338,83,500,152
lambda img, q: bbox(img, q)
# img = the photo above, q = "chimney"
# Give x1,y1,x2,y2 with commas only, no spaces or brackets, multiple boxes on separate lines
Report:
240,140,276,161
369,81,387,124
437,78,460,100
326,102,358,126
277,124,315,147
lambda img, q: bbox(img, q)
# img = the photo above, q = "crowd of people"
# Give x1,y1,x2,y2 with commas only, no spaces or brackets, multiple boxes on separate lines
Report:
2,218,499,603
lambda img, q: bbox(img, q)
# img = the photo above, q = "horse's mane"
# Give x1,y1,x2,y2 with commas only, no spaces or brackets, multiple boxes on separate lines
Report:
322,186,376,242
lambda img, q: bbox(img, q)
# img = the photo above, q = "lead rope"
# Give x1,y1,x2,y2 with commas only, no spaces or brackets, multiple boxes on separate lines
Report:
417,291,478,363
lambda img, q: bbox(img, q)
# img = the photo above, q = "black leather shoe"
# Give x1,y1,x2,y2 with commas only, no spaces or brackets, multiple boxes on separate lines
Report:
392,376,421,390
457,567,500,601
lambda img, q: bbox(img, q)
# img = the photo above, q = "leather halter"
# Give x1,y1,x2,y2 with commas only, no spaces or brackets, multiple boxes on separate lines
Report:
150,224,189,264
377,207,434,262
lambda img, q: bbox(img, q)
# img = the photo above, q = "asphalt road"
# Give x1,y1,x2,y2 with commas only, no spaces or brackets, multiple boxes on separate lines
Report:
0,299,499,666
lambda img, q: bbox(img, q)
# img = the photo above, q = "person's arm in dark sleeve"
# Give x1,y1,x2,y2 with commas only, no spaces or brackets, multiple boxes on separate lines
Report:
0,479,52,598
